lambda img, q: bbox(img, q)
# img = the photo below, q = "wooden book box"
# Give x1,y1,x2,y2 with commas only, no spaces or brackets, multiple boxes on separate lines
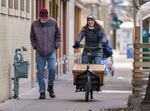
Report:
72,64,105,85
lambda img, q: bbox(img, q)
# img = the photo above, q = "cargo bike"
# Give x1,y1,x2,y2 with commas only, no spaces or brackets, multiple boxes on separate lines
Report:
72,44,105,102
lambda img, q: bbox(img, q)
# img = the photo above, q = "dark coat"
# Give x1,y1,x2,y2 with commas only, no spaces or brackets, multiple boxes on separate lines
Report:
76,25,107,56
30,18,61,56
76,25,107,46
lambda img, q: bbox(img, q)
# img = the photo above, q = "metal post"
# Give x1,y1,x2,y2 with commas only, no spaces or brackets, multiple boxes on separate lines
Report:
13,77,19,98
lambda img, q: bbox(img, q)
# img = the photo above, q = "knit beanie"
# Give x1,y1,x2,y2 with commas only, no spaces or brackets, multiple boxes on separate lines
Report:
39,8,48,18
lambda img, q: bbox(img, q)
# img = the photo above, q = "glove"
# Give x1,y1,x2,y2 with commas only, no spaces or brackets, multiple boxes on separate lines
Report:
102,42,106,47
73,42,80,49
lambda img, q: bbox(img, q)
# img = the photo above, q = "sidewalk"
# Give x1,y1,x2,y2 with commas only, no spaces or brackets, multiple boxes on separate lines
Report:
0,50,133,111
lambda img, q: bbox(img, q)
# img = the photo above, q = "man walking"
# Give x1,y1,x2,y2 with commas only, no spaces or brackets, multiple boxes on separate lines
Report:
30,9,61,99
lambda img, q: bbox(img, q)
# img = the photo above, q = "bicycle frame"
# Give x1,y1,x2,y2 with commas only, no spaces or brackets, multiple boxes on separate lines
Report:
75,65,100,101
73,44,104,101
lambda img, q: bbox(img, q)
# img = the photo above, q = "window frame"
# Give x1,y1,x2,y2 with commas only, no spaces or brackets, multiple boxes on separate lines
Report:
0,0,2,13
1,0,6,7
20,0,26,18
26,0,30,19
8,0,16,16
8,0,13,9
14,0,19,10
13,0,20,16
0,0,31,19
0,0,8,15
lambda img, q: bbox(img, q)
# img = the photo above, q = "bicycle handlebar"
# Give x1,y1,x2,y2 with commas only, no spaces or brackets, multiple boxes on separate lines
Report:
79,44,103,50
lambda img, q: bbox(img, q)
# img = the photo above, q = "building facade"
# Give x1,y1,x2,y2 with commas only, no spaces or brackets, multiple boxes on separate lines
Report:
0,0,84,102
0,0,34,102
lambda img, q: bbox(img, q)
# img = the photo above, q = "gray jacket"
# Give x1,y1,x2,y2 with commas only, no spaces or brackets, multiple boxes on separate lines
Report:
30,18,61,56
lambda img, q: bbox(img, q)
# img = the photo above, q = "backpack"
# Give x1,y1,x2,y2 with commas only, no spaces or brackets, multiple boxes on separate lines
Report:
103,42,113,58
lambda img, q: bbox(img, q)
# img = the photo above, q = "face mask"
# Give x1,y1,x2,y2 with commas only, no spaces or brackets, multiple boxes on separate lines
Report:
40,19,47,23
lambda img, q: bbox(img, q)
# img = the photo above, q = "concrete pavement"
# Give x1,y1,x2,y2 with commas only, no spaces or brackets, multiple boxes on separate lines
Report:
0,50,133,111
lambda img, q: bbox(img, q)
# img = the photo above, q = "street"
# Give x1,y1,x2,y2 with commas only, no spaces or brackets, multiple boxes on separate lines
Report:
0,51,133,111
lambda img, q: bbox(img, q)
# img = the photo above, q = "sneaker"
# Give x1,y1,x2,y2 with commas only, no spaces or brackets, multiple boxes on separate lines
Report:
47,85,55,98
39,92,46,99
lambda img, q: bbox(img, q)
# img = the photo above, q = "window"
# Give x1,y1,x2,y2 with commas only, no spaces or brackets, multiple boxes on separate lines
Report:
26,0,29,13
143,0,150,4
1,0,6,7
8,0,13,9
14,0,19,10
20,0,24,11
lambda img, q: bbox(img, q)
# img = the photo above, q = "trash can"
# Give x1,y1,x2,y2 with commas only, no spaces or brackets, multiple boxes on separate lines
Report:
127,44,133,58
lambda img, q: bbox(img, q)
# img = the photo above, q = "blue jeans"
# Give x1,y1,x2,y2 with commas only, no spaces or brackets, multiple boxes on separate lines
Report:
36,51,56,92
82,55,102,64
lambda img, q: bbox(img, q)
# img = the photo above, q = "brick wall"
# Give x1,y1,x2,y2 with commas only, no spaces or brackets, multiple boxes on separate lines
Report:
0,15,32,102
0,0,33,102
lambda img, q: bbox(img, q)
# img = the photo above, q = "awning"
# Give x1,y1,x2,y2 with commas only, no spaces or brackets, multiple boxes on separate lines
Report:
120,21,134,29
139,1,150,19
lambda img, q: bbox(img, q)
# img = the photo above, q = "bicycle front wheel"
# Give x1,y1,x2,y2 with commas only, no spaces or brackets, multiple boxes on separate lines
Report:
85,77,91,102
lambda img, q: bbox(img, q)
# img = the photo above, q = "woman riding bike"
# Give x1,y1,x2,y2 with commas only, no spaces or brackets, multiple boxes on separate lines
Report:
73,14,110,64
